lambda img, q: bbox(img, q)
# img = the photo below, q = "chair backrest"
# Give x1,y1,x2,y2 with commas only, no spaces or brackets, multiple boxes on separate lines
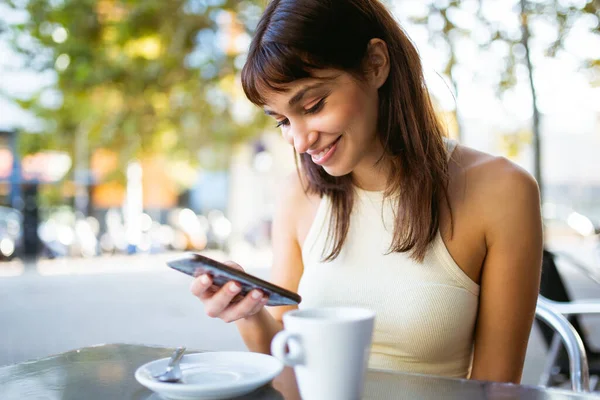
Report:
539,250,597,354
536,297,591,392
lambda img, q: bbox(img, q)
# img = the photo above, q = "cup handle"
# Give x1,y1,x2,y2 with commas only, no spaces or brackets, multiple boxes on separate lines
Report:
271,331,304,367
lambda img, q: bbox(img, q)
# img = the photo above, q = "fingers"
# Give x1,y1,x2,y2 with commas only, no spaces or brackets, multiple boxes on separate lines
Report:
202,280,243,317
220,290,270,323
190,275,269,322
189,260,268,322
189,259,243,300
190,274,216,300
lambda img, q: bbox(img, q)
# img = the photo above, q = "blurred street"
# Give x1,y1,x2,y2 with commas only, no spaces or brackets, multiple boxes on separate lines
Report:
0,251,269,368
0,241,598,388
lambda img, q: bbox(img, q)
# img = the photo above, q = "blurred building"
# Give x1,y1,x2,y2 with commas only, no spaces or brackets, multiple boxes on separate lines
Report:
90,149,179,223
227,133,295,250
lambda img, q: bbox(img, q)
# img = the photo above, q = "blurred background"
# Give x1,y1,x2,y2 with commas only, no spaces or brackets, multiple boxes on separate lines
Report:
0,0,599,387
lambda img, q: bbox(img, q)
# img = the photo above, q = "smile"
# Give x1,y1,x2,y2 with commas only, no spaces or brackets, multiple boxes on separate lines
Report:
311,136,341,165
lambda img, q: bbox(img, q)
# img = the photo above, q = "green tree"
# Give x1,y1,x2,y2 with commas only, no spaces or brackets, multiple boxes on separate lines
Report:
0,0,269,169
408,0,599,201
480,0,599,200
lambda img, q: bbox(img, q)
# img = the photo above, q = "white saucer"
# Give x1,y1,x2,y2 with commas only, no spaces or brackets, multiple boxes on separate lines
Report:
135,351,284,400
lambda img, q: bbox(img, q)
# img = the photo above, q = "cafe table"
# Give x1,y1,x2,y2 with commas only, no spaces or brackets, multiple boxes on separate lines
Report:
1,344,598,400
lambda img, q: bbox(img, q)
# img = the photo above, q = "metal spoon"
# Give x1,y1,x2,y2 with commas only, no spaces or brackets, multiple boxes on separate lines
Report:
153,346,186,383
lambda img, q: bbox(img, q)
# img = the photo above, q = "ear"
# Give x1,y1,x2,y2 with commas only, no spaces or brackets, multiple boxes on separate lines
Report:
365,38,390,90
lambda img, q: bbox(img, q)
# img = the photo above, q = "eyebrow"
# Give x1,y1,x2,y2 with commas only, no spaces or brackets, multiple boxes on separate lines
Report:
263,75,338,116
288,82,327,106
263,84,323,117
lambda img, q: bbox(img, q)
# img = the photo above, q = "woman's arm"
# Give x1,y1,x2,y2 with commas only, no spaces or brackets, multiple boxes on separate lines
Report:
234,173,309,353
190,172,309,354
468,159,543,384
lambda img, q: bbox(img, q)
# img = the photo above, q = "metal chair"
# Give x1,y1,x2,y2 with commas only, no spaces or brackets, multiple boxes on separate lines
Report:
535,296,590,392
537,250,600,391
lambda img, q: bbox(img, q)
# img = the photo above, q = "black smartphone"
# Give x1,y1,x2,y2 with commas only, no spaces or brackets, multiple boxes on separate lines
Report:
167,253,301,307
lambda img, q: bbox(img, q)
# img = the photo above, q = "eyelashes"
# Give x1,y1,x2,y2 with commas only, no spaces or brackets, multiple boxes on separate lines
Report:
275,119,289,128
274,95,329,129
305,97,326,115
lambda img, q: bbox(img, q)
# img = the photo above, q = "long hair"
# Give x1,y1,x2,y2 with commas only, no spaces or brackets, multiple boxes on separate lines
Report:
241,0,451,262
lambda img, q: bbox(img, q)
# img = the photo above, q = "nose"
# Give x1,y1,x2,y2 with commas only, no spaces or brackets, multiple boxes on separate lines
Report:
286,126,319,154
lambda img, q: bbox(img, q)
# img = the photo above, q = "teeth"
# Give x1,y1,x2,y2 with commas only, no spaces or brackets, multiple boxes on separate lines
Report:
314,145,332,160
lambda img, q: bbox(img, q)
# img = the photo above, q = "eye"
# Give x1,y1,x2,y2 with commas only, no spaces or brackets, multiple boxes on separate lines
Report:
305,97,326,115
275,118,289,128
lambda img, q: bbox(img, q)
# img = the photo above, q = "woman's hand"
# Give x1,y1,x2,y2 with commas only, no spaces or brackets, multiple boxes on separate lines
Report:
190,261,269,323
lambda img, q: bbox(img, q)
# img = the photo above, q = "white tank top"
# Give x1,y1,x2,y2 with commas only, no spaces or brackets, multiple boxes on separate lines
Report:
298,138,480,378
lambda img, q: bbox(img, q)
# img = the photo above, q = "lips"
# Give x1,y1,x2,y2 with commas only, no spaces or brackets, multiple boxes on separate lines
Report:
310,136,341,165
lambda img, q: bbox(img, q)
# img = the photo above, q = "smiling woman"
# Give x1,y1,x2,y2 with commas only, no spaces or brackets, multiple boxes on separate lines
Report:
190,0,543,385
240,0,450,262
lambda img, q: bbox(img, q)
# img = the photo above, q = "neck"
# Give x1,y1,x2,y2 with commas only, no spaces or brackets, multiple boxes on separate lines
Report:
351,153,393,192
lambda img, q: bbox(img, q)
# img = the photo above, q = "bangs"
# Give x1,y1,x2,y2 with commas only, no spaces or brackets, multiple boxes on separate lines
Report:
241,42,324,106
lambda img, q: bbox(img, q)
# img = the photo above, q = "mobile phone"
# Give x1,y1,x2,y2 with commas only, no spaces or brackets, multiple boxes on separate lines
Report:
167,253,301,307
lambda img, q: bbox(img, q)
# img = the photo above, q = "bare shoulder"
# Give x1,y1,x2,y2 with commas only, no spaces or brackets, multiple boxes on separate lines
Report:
450,144,541,236
277,171,320,205
275,171,321,218
274,171,322,243
452,144,539,198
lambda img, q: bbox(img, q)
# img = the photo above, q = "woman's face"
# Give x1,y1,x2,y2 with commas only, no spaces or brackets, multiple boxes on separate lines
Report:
262,69,383,178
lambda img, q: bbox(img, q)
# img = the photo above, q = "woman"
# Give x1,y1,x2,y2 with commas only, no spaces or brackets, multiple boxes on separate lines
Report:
191,0,543,383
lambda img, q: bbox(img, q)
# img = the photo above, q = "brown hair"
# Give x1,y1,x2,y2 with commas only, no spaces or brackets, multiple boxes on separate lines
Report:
241,0,451,262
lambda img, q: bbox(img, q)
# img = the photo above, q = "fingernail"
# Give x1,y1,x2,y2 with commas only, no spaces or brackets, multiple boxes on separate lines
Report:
229,283,241,293
251,291,262,300
200,275,210,285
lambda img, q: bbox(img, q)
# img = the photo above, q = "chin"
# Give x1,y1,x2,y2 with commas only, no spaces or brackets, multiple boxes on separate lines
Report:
321,164,352,177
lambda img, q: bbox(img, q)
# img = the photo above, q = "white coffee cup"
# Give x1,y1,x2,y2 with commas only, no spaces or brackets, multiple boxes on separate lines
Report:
270,307,375,400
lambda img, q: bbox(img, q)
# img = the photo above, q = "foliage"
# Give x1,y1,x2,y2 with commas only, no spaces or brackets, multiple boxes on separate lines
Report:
3,0,598,168
409,0,599,92
479,0,599,92
408,0,599,130
0,0,270,170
